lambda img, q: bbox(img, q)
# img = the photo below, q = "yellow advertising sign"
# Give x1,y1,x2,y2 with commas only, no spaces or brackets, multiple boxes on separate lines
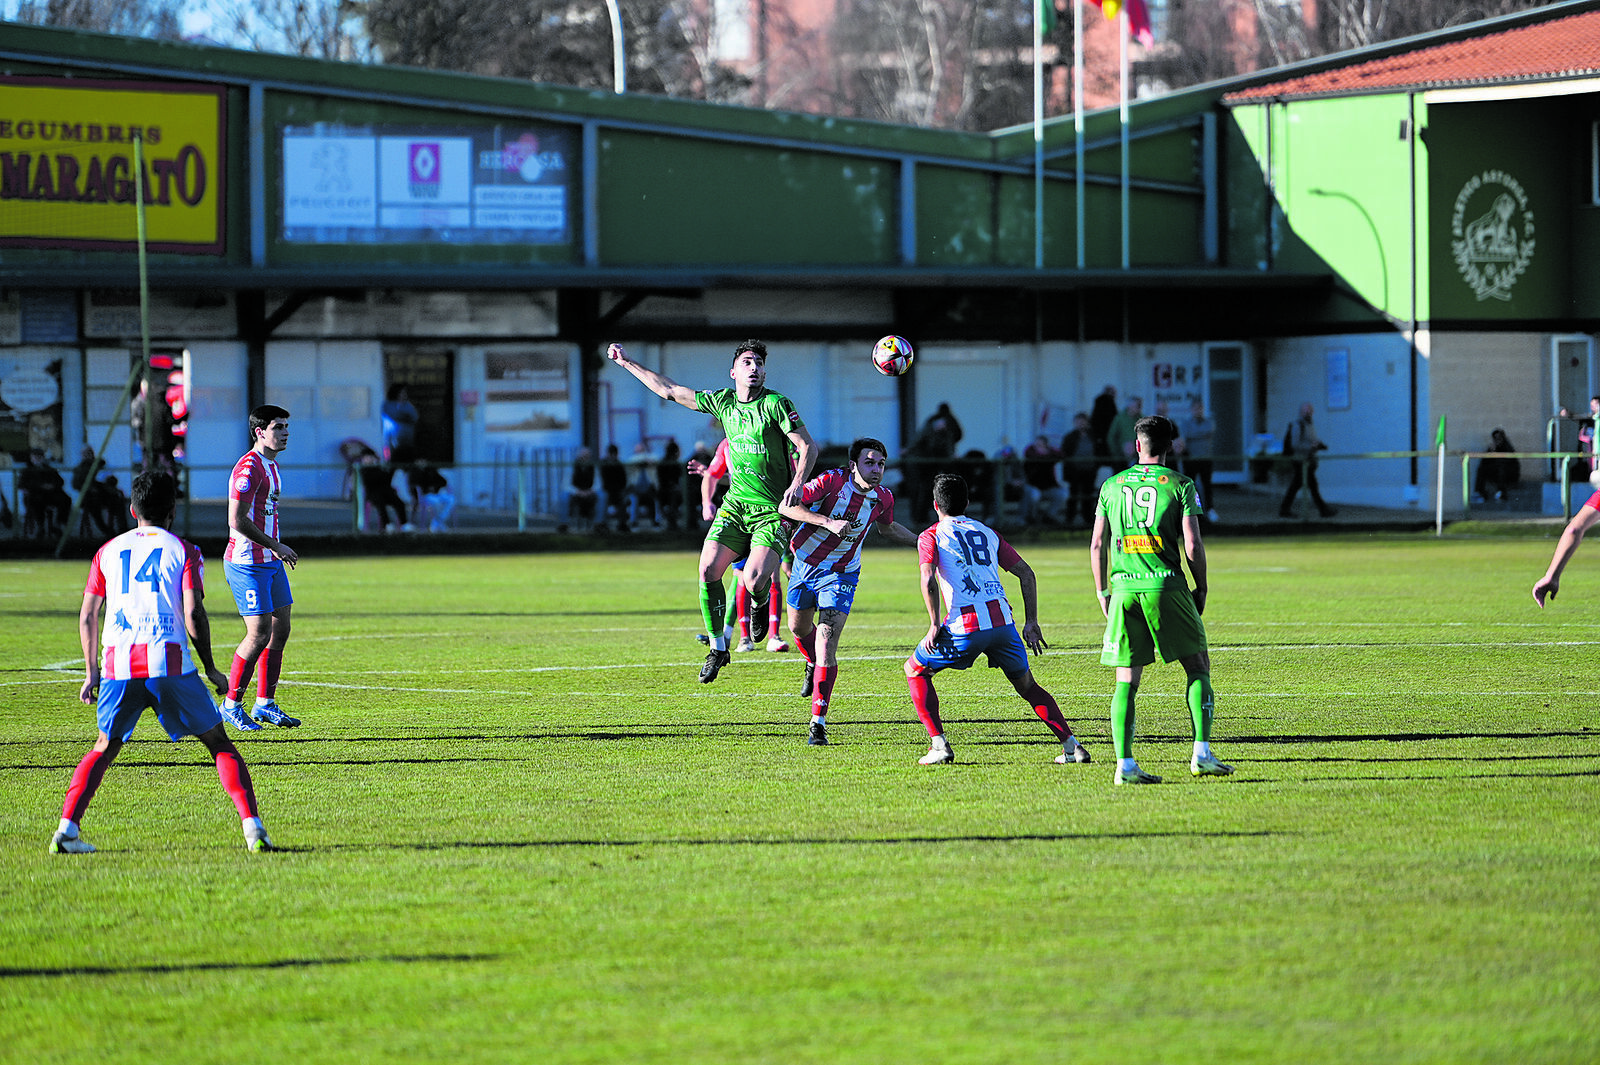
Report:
0,77,225,253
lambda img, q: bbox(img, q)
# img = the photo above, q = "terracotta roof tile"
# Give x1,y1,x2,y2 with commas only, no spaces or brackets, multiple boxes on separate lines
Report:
1224,8,1600,102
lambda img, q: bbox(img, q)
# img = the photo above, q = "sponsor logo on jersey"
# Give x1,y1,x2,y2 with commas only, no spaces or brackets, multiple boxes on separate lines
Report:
1118,534,1162,554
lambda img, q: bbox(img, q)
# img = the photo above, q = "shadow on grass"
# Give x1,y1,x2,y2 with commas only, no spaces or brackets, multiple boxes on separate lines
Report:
0,952,496,980
1227,730,1600,744
331,829,1283,852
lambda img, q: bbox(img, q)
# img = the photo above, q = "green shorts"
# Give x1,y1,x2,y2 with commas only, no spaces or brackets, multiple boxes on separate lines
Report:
707,496,790,556
1100,584,1207,667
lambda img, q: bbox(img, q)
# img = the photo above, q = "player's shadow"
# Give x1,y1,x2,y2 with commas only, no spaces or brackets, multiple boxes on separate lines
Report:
0,952,495,980
337,828,1283,853
1227,729,1599,744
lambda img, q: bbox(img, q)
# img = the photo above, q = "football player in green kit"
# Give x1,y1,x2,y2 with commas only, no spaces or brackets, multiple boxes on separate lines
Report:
607,340,817,682
1090,415,1234,785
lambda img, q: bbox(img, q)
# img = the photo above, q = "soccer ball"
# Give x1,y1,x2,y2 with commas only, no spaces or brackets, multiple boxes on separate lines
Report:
872,335,915,377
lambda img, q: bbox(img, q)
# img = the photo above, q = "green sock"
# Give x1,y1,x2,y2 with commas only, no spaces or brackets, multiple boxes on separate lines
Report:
723,580,739,631
700,581,727,643
1187,673,1214,744
1111,681,1135,761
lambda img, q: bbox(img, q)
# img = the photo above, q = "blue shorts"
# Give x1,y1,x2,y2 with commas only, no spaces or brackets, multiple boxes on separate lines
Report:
912,625,1029,677
786,560,859,615
225,560,293,617
97,673,223,741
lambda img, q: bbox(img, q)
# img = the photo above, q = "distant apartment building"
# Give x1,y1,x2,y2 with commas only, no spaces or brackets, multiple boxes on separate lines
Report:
706,0,1327,121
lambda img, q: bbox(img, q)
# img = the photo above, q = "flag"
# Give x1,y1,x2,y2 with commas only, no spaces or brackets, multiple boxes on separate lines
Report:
1090,0,1154,47
1038,0,1056,36
1435,414,1447,449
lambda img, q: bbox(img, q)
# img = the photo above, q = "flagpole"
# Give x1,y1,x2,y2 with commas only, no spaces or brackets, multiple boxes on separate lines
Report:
1074,0,1084,270
1034,1,1045,270
1119,6,1129,270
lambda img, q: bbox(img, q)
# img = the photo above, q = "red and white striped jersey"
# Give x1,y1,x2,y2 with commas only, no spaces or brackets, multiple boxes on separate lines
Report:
789,468,895,573
225,450,281,564
85,526,203,679
918,515,1020,634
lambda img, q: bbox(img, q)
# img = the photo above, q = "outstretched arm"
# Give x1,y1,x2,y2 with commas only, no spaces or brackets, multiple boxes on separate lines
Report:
1535,505,1600,606
873,519,921,547
606,344,700,410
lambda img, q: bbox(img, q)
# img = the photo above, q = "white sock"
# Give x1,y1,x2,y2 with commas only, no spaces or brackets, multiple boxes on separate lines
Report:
223,697,239,708
932,734,948,748
255,696,273,708
711,636,728,651
58,818,78,837
243,816,265,836
811,714,826,725
1119,757,1138,772
1193,741,1212,759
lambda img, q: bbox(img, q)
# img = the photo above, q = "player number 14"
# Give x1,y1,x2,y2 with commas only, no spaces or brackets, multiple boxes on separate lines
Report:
119,548,163,594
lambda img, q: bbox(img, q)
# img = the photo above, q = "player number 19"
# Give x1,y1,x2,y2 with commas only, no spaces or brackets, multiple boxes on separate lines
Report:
1119,484,1158,528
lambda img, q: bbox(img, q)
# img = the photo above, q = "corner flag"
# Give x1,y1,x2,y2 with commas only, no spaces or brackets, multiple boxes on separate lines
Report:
1435,414,1447,449
1038,0,1056,35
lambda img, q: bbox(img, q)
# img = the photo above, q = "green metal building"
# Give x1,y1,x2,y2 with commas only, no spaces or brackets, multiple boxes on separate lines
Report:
2,0,1598,513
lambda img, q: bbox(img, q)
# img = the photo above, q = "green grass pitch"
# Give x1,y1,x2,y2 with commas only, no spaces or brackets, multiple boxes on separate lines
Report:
2,534,1597,1064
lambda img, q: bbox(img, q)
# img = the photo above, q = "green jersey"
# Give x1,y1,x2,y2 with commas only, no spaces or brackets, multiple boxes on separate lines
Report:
1097,463,1200,591
696,386,804,507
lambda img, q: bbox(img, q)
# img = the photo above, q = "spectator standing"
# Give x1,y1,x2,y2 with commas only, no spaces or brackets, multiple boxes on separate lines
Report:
380,384,419,463
1107,396,1143,470
1089,385,1119,457
903,403,964,524
656,439,685,531
1577,397,1600,483
1059,412,1098,528
19,447,70,539
71,446,128,537
1279,401,1337,519
1178,399,1220,522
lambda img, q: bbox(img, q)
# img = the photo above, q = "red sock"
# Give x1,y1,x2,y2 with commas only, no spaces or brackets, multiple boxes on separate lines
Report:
796,630,817,663
736,584,750,638
812,665,835,718
227,653,254,702
907,672,943,736
214,750,259,819
768,577,781,630
256,648,283,701
1021,679,1074,742
62,748,113,823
